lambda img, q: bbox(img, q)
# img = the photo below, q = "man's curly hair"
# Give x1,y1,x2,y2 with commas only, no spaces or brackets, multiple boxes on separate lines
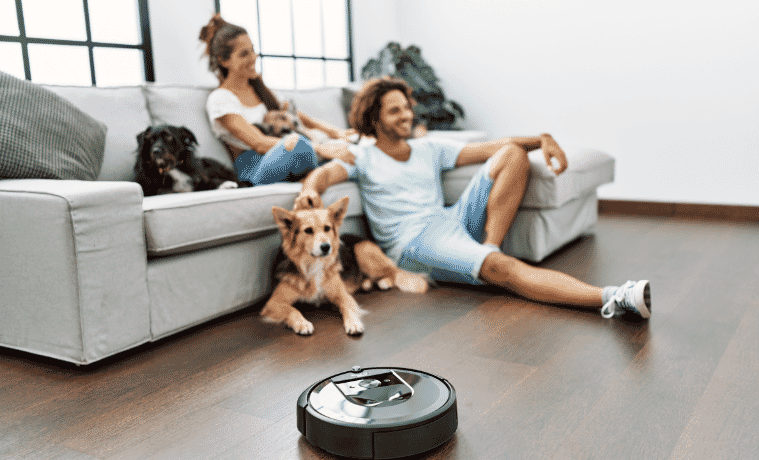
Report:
348,76,416,138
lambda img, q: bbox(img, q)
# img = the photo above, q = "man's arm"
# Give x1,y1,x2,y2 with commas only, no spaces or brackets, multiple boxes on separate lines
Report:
297,161,350,208
455,133,568,174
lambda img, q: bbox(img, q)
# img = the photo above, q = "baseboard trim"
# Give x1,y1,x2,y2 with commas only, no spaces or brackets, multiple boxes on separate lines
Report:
598,200,759,223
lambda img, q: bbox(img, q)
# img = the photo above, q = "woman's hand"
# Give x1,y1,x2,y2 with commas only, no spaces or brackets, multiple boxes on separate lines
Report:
540,134,568,175
315,142,355,165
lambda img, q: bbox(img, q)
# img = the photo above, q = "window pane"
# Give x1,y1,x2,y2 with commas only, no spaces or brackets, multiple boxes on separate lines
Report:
325,60,349,87
220,0,260,52
28,44,91,85
94,47,143,86
22,0,86,41
258,0,293,56
0,0,19,35
0,42,25,79
292,0,322,58
89,0,141,45
261,56,294,90
295,59,324,90
322,0,348,59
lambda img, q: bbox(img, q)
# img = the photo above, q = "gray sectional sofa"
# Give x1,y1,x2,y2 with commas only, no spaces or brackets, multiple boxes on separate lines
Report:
0,81,614,365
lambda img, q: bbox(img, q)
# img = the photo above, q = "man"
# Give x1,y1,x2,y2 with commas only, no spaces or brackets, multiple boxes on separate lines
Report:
298,77,650,319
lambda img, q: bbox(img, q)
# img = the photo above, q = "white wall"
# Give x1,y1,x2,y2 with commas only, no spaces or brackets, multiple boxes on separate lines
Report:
397,0,759,205
148,0,219,87
150,1,759,206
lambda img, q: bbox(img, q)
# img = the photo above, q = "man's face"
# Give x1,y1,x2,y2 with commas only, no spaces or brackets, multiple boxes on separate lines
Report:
376,90,414,140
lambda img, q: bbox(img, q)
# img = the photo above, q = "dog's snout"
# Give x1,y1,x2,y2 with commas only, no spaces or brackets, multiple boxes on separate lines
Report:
319,242,331,255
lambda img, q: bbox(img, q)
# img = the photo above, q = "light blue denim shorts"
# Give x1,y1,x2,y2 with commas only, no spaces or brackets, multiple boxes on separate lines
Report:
397,157,500,285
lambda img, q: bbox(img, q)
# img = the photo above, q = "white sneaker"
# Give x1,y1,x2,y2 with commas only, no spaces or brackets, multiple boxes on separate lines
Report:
601,280,651,319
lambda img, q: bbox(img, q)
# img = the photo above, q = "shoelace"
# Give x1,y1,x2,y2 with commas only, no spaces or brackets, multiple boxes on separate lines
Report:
601,280,636,319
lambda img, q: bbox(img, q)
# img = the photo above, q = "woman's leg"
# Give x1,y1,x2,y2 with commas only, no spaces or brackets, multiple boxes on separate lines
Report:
479,252,603,308
243,135,319,185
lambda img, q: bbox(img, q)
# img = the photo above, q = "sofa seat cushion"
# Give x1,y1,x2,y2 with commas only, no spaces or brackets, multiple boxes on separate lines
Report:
143,181,364,257
443,148,614,209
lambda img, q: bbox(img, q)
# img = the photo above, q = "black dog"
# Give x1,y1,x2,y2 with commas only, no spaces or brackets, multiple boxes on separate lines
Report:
134,125,248,196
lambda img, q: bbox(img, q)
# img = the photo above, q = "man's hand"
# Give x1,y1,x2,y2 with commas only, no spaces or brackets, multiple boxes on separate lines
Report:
540,134,568,175
295,189,323,210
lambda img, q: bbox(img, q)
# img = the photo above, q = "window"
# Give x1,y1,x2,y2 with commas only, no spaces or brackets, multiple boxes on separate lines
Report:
217,0,353,90
0,0,154,86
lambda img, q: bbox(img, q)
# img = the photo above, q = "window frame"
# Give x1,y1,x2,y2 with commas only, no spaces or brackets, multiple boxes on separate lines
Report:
0,0,155,85
215,0,354,89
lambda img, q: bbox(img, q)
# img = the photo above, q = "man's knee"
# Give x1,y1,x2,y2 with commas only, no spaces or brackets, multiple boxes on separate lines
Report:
479,251,520,286
489,143,530,180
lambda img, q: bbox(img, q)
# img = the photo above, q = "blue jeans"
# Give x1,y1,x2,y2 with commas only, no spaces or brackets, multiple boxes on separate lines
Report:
234,135,321,185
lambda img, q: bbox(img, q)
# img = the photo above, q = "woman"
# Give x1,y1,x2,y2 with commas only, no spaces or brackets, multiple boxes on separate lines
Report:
199,14,354,185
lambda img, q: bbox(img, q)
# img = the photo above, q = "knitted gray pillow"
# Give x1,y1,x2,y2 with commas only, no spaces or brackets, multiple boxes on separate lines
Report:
0,71,107,181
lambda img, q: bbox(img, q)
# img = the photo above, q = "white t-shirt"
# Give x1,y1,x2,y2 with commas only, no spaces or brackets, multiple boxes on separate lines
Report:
331,137,465,261
206,88,267,150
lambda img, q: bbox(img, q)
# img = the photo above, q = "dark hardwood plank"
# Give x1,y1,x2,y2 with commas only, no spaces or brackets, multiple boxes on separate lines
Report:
0,216,757,460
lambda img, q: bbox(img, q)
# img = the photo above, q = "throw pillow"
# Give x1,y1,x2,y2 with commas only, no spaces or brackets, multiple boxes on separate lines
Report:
0,71,107,181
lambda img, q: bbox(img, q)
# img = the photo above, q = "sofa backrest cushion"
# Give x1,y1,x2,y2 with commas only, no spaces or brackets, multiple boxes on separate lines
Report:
143,84,234,169
276,87,348,130
43,84,152,182
0,71,107,181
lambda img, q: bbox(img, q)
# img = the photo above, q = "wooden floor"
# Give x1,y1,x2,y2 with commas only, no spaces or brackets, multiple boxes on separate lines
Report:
2,215,758,459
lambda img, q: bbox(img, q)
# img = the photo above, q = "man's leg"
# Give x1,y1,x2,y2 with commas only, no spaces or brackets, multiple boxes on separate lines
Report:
482,143,530,247
479,251,603,307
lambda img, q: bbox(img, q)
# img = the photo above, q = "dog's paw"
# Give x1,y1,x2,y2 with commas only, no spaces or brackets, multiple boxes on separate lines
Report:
394,271,430,294
218,181,238,190
344,315,365,336
286,310,314,335
376,277,394,291
293,319,315,335
361,279,373,291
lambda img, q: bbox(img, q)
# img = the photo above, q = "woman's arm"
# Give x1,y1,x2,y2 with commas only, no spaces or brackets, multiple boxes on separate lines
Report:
297,111,355,141
217,113,282,157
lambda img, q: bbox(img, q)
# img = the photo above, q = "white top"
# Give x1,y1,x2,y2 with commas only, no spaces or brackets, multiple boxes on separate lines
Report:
331,137,466,261
206,88,267,150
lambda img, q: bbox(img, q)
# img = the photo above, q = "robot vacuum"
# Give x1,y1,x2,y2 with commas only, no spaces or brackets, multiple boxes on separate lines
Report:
297,366,458,459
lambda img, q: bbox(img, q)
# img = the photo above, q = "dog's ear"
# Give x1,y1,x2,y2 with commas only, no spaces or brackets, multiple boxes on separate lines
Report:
272,206,296,234
136,126,153,151
179,127,197,146
326,196,349,229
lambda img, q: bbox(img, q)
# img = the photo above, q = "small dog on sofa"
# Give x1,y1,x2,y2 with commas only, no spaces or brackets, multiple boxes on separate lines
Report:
260,194,429,336
134,125,248,196
254,103,330,143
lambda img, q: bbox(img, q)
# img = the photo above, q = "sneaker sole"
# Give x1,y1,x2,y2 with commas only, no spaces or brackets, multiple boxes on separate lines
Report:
634,280,651,319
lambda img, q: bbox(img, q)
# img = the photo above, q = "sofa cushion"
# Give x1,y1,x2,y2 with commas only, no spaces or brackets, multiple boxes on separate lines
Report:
0,71,107,181
276,87,348,130
143,181,365,257
443,149,614,209
143,83,234,168
43,84,152,182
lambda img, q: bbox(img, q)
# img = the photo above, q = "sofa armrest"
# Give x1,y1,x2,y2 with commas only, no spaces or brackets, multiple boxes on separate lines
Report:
0,179,151,364
442,149,615,209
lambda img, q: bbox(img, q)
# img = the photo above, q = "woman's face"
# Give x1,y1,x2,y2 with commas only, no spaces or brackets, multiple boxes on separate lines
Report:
220,34,259,79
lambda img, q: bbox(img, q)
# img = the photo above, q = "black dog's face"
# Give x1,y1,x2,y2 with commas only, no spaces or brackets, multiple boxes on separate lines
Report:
137,125,197,175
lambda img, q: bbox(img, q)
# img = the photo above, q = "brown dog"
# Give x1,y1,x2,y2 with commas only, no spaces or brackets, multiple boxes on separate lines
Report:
260,195,428,335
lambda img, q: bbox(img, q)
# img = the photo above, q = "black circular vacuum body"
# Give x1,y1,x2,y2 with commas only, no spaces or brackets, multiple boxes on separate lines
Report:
297,366,458,459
